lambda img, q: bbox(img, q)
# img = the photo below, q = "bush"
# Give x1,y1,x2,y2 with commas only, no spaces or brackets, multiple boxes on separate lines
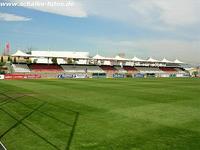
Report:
0,62,5,66
51,57,57,64
67,58,73,64
0,56,3,63
0,70,5,74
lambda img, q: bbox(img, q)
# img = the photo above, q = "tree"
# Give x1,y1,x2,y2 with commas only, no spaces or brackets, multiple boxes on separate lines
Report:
7,56,12,62
51,57,57,64
192,71,198,77
0,62,5,66
33,59,37,64
0,61,5,74
13,57,17,63
67,58,73,64
0,56,3,63
73,58,78,64
26,51,32,55
26,47,34,54
26,59,32,64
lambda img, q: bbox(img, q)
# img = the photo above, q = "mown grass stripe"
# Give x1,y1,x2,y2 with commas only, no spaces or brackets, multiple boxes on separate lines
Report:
0,105,60,150
66,112,79,150
0,95,27,107
21,123,60,150
0,102,46,139
23,94,79,114
4,94,74,127
15,99,73,127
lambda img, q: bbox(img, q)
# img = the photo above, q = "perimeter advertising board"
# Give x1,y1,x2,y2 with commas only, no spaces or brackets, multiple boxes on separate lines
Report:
4,74,41,80
0,75,5,80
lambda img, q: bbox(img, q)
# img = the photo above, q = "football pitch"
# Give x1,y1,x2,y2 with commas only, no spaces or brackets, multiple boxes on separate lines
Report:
0,78,200,150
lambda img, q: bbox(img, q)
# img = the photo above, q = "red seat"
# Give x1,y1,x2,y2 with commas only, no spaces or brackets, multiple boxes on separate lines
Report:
123,66,137,72
29,64,63,72
159,67,176,72
100,66,117,74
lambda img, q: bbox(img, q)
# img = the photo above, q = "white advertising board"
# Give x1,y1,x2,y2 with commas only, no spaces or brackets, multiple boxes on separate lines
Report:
0,75,5,80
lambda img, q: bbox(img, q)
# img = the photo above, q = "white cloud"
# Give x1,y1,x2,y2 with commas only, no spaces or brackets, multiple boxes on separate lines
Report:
78,0,200,30
131,39,200,62
0,13,31,21
91,38,200,63
130,0,200,27
81,0,134,21
11,0,87,17
7,0,200,27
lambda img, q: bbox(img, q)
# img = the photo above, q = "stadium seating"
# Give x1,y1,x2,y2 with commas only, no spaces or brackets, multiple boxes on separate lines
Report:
123,66,138,73
12,64,31,73
115,66,127,74
100,66,117,74
10,63,188,79
125,62,134,66
61,65,105,73
29,64,63,72
61,65,86,73
159,67,177,72
136,67,163,73
86,66,105,73
175,68,186,73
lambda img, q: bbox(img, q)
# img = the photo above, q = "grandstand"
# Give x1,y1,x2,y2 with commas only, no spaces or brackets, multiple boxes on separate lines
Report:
100,66,117,74
29,64,63,72
5,50,189,79
61,65,86,73
85,66,105,73
123,66,138,74
159,67,177,72
10,64,189,79
114,66,127,74
135,67,163,74
12,64,30,73
175,68,186,74
61,65,105,74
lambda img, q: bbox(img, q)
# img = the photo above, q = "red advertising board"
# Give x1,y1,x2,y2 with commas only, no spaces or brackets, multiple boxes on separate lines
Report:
4,74,41,80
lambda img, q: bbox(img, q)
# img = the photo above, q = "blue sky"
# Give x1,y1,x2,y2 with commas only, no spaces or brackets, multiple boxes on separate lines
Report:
0,0,200,63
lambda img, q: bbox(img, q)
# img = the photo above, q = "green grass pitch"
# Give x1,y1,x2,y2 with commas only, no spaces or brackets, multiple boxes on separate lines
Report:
0,78,200,150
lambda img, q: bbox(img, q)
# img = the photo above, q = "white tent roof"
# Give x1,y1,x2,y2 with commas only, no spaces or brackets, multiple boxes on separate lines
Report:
132,56,146,62
174,59,184,64
147,57,159,62
93,54,106,59
161,58,172,63
31,51,89,59
93,54,115,60
12,50,186,64
12,50,31,57
104,57,116,61
114,55,127,61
